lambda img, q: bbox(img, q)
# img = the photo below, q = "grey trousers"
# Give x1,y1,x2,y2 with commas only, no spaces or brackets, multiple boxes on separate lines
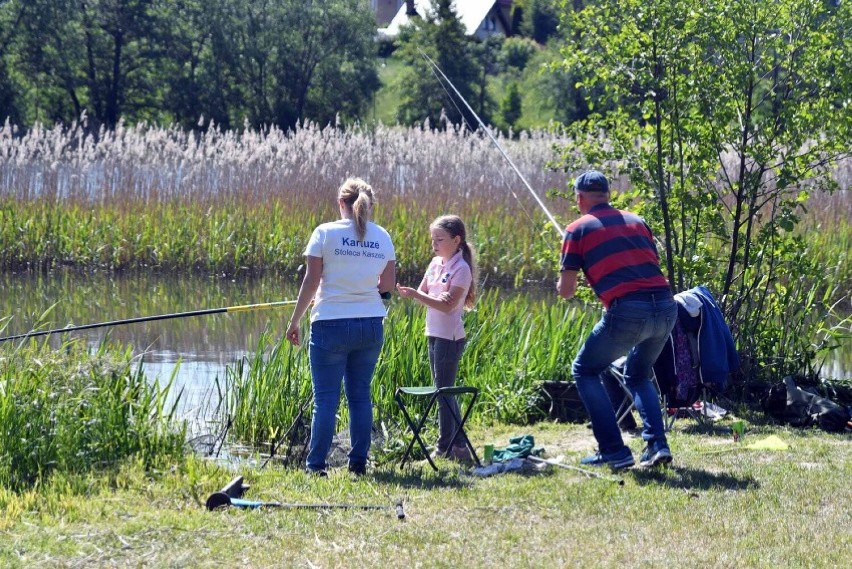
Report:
427,336,469,452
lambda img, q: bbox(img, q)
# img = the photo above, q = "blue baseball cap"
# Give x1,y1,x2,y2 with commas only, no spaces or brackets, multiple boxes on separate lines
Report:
574,170,609,193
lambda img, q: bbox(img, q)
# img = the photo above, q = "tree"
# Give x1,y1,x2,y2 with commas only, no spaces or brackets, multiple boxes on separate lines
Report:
0,0,380,131
521,0,561,45
10,0,162,129
554,0,851,380
395,0,486,128
0,0,24,124
154,0,241,129
499,80,522,132
204,0,379,130
280,0,379,129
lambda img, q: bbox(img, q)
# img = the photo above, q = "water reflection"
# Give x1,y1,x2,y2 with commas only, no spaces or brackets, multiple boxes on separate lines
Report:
0,270,300,427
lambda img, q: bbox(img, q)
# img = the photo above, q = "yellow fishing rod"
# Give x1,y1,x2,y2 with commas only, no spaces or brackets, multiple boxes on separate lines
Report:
0,300,298,343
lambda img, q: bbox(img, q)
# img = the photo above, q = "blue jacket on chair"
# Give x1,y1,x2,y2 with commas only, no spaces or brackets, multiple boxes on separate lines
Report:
686,285,740,391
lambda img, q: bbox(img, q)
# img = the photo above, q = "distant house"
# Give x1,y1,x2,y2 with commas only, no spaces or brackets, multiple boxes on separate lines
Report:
371,0,406,26
377,0,513,41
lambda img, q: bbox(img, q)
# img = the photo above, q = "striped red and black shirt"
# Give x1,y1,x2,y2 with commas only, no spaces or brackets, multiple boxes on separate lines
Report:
560,203,670,308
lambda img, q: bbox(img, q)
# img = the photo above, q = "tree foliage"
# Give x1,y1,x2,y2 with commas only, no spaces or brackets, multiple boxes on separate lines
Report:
521,0,562,44
394,0,488,128
0,0,379,131
554,0,851,380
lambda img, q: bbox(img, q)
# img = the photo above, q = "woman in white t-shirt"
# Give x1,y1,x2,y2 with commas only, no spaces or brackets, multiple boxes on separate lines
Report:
286,178,396,476
396,215,477,462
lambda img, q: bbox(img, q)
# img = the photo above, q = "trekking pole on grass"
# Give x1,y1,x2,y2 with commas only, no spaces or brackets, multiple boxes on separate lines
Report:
0,300,298,343
210,497,406,519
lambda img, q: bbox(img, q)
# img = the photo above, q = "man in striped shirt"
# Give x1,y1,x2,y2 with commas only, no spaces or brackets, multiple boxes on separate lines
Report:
558,171,677,469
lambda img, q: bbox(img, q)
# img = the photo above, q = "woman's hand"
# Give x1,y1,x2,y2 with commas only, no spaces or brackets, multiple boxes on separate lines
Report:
286,322,301,346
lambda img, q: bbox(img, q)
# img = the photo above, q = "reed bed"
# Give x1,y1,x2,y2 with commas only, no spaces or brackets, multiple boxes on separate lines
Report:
797,188,851,296
0,119,570,281
0,120,847,288
0,338,186,492
0,120,573,207
0,196,552,284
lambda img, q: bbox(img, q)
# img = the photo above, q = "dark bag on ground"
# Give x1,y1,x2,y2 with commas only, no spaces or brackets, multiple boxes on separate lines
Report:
763,376,850,433
538,381,587,423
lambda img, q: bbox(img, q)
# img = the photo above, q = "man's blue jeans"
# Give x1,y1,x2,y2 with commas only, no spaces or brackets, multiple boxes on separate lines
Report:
307,317,384,471
572,296,677,460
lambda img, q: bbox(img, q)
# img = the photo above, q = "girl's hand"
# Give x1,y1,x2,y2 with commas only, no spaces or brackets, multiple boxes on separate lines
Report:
396,283,415,299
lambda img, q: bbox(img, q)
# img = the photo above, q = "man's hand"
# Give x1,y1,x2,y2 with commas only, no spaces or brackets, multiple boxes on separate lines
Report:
557,270,579,300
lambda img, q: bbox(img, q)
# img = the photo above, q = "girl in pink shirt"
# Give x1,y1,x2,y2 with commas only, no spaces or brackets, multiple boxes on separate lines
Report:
397,215,477,462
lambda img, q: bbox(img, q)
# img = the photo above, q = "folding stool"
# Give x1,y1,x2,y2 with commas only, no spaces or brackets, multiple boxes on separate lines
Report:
394,385,481,471
604,356,654,431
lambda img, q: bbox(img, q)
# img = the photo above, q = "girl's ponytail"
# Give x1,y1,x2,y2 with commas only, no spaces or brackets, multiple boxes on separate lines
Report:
459,240,477,309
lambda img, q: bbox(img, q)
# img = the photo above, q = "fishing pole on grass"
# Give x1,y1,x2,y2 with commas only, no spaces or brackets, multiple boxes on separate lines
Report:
205,476,406,519
0,300,299,343
418,50,564,239
527,456,625,485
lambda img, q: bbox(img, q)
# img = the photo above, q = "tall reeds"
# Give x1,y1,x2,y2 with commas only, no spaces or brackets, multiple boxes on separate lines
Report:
0,119,573,282
0,119,572,207
223,290,599,452
0,339,185,491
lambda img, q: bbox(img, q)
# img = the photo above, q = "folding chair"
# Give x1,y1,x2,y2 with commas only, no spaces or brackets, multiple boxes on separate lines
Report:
655,286,740,429
394,385,481,471
605,323,712,431
602,287,739,432
604,356,655,432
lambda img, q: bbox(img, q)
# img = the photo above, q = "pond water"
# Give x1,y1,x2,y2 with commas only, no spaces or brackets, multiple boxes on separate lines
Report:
0,270,301,431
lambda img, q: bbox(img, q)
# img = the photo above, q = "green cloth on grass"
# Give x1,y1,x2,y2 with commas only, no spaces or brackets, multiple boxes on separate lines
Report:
492,434,544,462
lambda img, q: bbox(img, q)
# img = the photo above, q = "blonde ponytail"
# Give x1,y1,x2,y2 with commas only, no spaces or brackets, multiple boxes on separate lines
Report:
338,177,375,241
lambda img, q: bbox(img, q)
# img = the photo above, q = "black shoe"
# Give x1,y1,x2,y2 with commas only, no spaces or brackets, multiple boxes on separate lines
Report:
306,467,328,477
348,463,367,476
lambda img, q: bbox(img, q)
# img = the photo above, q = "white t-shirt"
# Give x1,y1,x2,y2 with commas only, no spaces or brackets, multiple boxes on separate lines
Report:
304,219,395,322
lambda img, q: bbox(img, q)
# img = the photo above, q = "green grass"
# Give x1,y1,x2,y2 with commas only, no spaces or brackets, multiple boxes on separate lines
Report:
0,421,848,567
368,53,560,131
370,55,408,125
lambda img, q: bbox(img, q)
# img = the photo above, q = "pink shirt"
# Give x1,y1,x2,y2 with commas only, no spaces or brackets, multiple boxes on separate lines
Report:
422,251,472,340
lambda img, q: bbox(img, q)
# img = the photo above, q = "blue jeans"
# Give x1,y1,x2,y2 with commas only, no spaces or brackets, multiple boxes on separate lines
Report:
307,317,384,471
572,295,677,460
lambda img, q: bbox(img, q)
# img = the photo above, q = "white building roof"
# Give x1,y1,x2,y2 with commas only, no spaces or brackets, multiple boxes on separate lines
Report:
379,0,505,39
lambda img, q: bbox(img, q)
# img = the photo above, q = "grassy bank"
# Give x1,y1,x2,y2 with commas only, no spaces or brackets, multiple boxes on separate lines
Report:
1,421,848,567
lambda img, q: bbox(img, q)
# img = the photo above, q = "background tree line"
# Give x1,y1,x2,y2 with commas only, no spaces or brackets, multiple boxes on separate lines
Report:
0,0,571,132
0,0,381,131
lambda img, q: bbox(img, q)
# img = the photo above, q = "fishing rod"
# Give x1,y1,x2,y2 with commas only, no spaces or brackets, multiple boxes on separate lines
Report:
0,300,298,343
527,456,625,485
419,50,564,238
205,476,406,519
